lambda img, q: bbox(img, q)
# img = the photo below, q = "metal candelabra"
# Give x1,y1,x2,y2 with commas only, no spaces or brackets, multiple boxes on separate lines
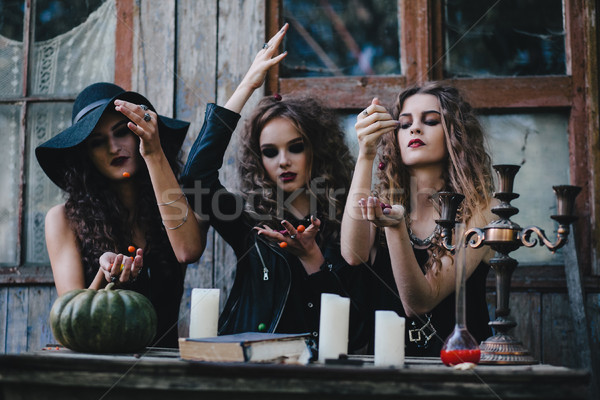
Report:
436,164,581,365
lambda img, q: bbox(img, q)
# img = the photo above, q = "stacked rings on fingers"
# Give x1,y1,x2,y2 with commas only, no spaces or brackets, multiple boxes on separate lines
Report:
262,43,269,49
143,113,151,122
140,104,149,111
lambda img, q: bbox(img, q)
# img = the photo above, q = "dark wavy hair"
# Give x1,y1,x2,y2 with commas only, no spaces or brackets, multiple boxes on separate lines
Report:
377,82,494,271
61,118,182,284
238,95,354,241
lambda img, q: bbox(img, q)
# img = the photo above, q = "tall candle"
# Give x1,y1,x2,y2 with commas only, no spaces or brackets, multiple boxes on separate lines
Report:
189,288,220,338
318,293,350,362
374,310,405,367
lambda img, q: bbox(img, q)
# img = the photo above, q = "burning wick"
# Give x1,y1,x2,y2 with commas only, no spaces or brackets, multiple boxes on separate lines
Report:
122,172,131,178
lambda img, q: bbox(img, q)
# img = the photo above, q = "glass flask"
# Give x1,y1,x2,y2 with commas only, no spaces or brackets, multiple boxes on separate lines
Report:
440,223,481,366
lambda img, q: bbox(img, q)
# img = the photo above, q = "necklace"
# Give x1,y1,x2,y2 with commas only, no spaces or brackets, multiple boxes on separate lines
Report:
406,224,439,248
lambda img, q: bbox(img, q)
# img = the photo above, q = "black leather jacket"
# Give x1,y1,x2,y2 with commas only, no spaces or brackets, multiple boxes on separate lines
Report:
181,104,367,350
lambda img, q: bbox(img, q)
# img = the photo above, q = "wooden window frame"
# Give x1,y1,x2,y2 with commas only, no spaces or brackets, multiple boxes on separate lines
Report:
0,0,134,285
267,0,600,287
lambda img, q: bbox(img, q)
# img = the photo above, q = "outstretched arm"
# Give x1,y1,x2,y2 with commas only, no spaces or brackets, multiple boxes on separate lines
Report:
340,98,399,265
114,100,207,264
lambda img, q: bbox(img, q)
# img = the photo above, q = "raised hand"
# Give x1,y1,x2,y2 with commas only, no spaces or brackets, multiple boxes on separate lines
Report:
114,100,161,158
241,23,289,90
225,23,289,113
355,98,399,159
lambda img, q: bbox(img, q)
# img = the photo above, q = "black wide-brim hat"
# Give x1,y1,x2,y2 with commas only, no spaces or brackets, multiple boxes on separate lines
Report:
35,82,189,190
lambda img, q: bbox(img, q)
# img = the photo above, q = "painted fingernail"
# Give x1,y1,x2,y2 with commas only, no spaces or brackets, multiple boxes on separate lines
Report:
380,202,391,210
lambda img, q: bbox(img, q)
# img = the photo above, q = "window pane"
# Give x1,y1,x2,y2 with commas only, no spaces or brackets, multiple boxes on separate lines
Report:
34,0,105,41
25,101,71,264
0,0,25,98
282,0,400,77
0,0,24,41
444,0,565,77
483,112,570,265
29,0,115,96
0,104,22,264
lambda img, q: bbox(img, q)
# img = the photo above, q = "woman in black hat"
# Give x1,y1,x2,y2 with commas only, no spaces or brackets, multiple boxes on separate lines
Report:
36,83,205,347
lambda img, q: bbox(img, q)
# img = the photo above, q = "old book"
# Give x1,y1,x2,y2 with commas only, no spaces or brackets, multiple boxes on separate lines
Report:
178,332,312,364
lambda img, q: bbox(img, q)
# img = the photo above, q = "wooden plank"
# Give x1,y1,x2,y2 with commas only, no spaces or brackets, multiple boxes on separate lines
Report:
542,293,578,367
0,352,591,400
400,0,430,84
213,0,265,311
279,76,572,111
175,0,219,338
5,287,28,354
131,0,175,117
114,0,134,89
585,294,600,384
578,0,600,276
26,286,57,352
564,0,592,276
0,288,7,353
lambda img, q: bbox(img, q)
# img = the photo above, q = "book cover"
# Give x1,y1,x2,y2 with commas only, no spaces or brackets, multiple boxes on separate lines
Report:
178,332,312,364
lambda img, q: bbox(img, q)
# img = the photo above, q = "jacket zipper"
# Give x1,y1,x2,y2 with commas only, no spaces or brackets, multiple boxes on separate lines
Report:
256,235,291,332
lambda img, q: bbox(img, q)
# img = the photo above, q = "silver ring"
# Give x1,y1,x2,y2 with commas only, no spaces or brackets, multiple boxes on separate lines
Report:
143,113,151,122
262,43,269,49
140,104,149,111
290,234,297,240
362,109,368,116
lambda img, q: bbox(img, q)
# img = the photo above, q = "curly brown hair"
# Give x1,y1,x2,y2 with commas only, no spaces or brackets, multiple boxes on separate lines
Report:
238,95,354,241
377,82,494,270
61,128,182,285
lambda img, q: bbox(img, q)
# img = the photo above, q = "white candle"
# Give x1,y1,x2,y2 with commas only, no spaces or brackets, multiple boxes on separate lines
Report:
374,310,405,367
318,293,350,362
189,288,220,338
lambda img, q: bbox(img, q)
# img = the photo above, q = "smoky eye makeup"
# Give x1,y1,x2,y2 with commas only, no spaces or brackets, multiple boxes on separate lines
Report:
288,141,304,154
261,147,278,158
398,118,412,130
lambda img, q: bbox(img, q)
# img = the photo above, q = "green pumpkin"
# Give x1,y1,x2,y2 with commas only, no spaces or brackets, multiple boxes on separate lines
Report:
49,283,157,353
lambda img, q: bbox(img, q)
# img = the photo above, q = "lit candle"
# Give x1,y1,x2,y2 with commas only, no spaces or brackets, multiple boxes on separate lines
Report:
189,288,220,338
374,310,405,367
318,293,350,362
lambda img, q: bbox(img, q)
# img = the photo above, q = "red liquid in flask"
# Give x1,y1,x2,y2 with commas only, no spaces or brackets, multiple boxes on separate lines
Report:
440,348,481,366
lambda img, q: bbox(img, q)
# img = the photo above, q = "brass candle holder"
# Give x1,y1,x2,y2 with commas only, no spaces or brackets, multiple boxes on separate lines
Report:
436,164,581,365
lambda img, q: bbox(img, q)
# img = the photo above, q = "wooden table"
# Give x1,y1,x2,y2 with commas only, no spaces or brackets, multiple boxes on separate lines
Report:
0,348,591,400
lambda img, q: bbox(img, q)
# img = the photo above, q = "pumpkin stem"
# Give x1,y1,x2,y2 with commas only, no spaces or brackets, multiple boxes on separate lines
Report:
105,282,116,291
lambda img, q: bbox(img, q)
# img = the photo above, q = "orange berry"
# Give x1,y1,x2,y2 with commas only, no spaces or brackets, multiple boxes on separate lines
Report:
122,172,131,178
131,257,134,261
128,245,136,253
297,225,306,233
279,242,288,248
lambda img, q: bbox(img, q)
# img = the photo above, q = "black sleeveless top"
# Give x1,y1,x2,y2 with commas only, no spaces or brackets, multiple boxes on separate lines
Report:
367,245,492,357
85,249,184,348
